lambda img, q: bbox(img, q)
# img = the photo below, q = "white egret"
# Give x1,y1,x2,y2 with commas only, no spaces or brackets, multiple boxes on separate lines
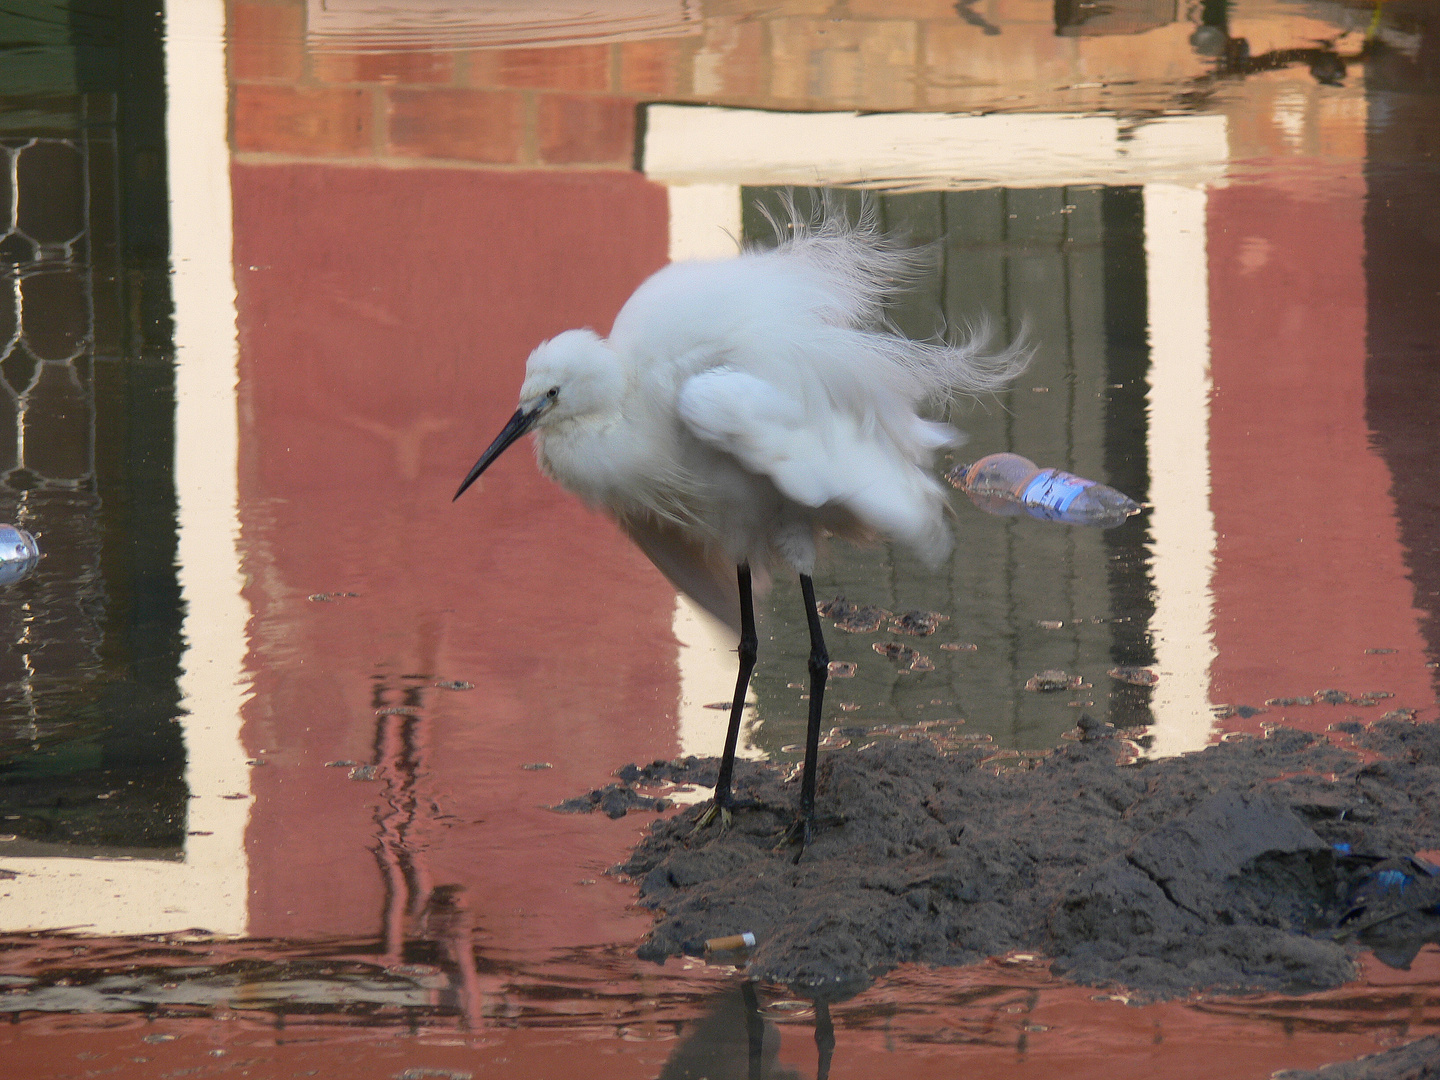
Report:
455,200,1027,854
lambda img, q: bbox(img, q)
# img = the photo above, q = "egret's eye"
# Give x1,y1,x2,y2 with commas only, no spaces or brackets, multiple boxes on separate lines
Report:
546,387,559,399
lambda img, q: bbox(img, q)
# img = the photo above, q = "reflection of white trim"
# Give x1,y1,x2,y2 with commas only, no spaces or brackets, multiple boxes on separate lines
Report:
0,0,250,935
666,184,741,263
644,105,1229,191
1143,184,1217,757
674,597,761,761
650,110,1228,758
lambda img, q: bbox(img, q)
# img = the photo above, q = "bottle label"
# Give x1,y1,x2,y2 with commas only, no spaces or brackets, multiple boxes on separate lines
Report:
1021,470,1093,521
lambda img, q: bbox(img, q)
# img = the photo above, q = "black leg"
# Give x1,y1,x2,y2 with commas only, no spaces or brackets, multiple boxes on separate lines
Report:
814,1001,835,1080
714,564,758,811
796,573,828,854
741,981,764,1080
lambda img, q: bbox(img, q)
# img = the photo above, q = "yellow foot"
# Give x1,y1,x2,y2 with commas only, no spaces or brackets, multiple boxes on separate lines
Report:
690,802,732,837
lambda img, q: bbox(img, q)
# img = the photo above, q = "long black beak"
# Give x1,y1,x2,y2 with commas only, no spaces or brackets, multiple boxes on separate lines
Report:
453,404,542,501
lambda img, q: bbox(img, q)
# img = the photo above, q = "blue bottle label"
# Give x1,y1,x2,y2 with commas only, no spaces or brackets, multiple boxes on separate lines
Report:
1021,470,1093,521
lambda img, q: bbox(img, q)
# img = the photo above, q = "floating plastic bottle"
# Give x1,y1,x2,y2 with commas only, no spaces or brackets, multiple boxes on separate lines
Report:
946,453,1141,528
0,524,40,586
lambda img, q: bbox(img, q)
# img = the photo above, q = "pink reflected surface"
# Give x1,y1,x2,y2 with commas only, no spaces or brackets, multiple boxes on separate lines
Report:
232,165,678,948
4,2,1440,1077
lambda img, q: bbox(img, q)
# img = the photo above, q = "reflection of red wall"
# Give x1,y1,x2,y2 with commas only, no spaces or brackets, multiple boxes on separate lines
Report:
231,165,678,946
1207,168,1433,728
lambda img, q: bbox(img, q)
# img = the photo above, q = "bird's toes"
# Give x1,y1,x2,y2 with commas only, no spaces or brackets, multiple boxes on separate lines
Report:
689,801,732,838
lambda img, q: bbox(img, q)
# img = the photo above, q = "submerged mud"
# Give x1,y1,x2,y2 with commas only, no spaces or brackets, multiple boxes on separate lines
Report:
597,719,1440,1000
1277,1034,1440,1079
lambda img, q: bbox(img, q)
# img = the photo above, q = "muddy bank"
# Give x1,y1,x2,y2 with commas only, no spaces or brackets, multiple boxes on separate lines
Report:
1276,1034,1440,1079
595,718,1440,1000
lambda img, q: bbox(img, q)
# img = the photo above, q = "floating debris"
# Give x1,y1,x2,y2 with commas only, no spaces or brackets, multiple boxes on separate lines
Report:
890,610,948,636
872,642,933,671
1038,619,1064,630
839,702,861,712
433,679,474,691
0,524,40,586
706,931,756,952
1213,704,1266,720
817,596,891,633
1109,666,1159,686
940,642,978,652
827,661,857,678
324,759,360,768
1365,648,1397,655
521,762,553,771
1026,670,1089,693
348,765,379,781
376,706,420,717
307,591,359,602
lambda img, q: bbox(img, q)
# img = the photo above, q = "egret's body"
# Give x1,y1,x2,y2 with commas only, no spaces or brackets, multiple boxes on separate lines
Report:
457,206,1025,851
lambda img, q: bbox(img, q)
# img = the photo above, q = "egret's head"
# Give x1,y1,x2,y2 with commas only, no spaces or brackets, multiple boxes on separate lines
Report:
454,328,622,501
518,329,624,427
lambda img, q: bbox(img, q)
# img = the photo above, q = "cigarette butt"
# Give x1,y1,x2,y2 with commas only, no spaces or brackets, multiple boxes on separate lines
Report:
704,932,756,952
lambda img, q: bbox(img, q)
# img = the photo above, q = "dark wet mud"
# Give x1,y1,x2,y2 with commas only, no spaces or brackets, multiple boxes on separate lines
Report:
1277,1033,1440,1079
581,718,1440,1001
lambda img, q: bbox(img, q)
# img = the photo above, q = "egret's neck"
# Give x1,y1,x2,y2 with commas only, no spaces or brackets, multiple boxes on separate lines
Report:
534,412,638,507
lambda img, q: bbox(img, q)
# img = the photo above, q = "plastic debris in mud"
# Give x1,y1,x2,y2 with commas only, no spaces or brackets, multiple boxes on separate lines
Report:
0,524,40,586
946,453,1141,527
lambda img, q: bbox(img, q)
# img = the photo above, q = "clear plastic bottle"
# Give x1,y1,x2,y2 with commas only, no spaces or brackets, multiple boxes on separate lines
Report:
945,453,1141,528
0,524,40,586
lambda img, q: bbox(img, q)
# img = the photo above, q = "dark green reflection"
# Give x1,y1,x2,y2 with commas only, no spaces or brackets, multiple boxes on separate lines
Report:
0,0,182,856
740,186,1154,757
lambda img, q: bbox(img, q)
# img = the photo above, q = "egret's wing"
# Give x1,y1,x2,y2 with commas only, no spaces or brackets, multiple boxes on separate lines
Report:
678,368,957,566
617,512,741,634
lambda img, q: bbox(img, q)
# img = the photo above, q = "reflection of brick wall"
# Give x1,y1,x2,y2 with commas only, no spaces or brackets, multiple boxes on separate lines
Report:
225,0,1215,165
227,1,1368,168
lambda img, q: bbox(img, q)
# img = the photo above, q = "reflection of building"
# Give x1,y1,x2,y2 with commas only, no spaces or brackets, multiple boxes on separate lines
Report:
1055,0,1179,37
6,0,1437,948
0,2,185,858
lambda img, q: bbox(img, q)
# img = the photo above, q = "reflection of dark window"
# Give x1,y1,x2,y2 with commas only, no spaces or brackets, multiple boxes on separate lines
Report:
1364,22,1440,700
1054,0,1179,37
0,2,183,858
740,186,1153,752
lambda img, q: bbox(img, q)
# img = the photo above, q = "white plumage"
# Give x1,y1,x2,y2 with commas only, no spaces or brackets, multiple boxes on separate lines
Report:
455,200,1027,849
464,206,1026,629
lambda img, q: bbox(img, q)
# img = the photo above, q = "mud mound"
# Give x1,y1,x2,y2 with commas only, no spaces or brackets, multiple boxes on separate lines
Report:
610,719,1440,999
1276,1034,1440,1079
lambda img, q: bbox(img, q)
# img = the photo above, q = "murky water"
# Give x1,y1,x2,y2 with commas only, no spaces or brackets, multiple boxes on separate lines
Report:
3,1,1439,1076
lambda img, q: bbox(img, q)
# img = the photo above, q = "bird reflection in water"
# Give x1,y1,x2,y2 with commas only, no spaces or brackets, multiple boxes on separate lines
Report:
658,985,835,1080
